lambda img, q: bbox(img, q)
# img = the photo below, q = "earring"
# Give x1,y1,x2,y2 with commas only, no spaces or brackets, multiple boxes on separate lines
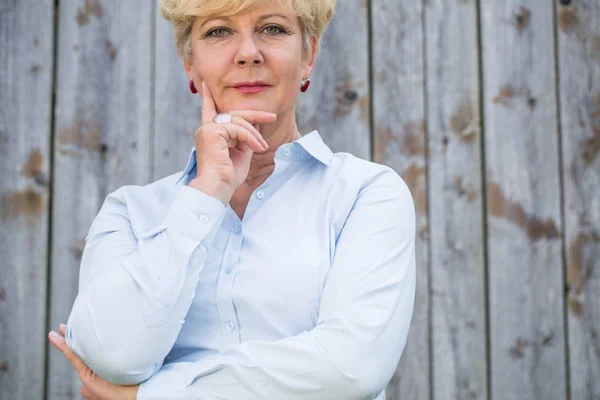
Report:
189,80,198,94
300,78,311,93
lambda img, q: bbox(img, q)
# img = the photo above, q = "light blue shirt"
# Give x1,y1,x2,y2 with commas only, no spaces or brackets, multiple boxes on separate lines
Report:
65,130,416,400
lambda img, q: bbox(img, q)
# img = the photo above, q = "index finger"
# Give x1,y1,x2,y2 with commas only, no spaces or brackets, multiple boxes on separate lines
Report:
201,81,218,125
229,110,277,125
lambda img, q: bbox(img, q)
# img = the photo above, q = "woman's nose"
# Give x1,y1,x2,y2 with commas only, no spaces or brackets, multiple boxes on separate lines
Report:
234,33,264,66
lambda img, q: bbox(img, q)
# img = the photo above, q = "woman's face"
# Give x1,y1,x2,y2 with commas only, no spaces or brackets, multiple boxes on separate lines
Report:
185,2,316,116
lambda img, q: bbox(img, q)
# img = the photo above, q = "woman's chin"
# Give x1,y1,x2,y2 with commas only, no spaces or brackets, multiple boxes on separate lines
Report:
221,98,279,114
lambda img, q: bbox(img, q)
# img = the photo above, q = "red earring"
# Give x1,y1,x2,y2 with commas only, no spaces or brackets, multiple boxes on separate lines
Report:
301,78,310,93
190,80,198,94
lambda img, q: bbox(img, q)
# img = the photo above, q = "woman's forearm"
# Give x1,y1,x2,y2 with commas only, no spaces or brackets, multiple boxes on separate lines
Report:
66,185,225,384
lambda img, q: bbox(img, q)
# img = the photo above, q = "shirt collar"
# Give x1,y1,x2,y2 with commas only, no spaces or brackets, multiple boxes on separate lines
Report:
175,130,333,185
294,130,333,166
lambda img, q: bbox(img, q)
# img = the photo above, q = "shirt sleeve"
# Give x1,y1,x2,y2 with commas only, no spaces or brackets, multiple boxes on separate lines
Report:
136,169,416,400
65,184,226,385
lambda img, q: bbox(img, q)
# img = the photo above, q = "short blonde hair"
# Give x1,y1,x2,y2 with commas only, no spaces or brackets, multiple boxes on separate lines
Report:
160,0,336,62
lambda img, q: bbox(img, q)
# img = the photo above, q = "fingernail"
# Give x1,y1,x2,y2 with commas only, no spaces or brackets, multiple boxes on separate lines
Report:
49,331,58,338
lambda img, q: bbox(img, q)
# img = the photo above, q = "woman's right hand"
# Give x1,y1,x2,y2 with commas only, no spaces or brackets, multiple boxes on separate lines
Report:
188,81,277,205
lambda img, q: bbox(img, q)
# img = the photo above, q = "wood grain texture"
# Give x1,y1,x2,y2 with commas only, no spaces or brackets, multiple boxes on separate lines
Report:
152,3,202,181
556,0,600,398
2,1,599,398
46,1,152,398
0,1,54,399
296,0,370,158
371,1,429,399
480,1,567,399
425,0,487,399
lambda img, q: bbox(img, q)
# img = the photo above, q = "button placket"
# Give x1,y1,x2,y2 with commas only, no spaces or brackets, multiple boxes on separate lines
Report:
215,231,241,349
234,223,242,235
223,252,236,273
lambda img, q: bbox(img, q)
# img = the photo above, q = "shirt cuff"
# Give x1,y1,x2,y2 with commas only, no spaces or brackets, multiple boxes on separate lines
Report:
162,185,226,243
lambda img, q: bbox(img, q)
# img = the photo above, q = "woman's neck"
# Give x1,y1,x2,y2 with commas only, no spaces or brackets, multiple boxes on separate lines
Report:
244,109,301,185
229,110,300,214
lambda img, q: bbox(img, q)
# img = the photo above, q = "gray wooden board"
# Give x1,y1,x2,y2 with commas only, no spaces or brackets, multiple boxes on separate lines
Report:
296,0,371,159
480,1,567,399
153,3,203,181
0,1,54,399
4,1,598,399
556,1,600,398
371,1,430,399
425,0,487,398
46,1,152,398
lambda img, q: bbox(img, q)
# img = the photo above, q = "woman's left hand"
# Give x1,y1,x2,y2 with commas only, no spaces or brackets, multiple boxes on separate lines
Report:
48,324,139,400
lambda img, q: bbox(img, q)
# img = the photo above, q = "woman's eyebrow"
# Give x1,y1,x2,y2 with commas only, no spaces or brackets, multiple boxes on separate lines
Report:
256,13,292,23
200,13,291,30
200,16,231,28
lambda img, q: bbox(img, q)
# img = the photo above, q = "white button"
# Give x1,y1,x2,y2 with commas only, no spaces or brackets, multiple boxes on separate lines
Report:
234,225,242,234
282,148,290,156
256,191,265,200
224,267,232,275
197,214,209,223
225,321,236,332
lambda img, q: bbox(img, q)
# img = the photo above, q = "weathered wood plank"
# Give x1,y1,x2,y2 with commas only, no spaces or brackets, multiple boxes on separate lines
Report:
153,3,202,180
0,1,54,399
296,0,370,158
425,0,487,398
46,1,152,398
371,2,429,399
480,1,567,399
556,1,600,398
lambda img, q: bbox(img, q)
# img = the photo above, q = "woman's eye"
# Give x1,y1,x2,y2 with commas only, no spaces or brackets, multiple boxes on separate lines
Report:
207,28,229,38
263,25,285,35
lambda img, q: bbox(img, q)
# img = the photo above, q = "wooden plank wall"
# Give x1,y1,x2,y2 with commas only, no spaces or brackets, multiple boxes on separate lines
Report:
297,0,370,158
481,1,567,399
557,1,600,399
0,1,598,399
371,2,430,399
0,1,54,399
46,1,153,398
426,1,487,399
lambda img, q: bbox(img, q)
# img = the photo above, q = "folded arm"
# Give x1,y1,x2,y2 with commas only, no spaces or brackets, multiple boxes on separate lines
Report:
66,185,225,385
137,169,417,399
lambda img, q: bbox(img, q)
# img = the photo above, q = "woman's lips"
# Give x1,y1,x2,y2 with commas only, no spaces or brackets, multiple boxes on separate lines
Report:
234,85,270,94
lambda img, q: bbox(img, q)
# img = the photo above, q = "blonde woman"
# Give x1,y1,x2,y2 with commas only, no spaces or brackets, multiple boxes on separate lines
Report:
49,0,416,399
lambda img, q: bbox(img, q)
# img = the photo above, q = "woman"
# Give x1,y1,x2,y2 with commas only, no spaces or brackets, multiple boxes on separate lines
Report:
48,0,416,399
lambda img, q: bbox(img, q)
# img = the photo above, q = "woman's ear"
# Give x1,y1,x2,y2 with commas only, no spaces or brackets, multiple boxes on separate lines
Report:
184,59,203,90
302,35,318,79
184,59,193,81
